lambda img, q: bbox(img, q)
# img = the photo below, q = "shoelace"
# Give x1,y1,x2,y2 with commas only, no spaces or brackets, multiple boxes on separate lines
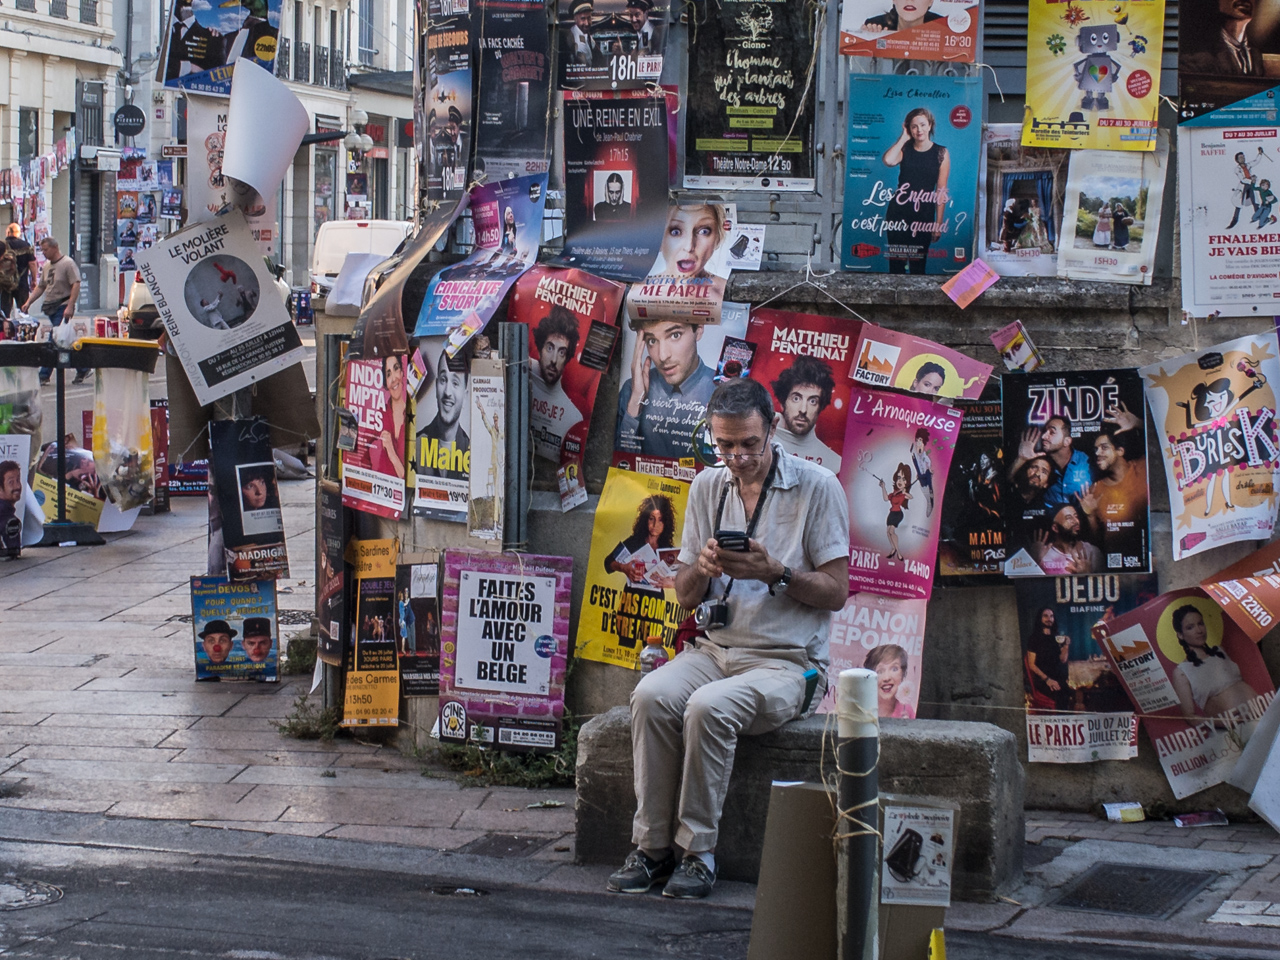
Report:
625,850,661,873
679,858,714,883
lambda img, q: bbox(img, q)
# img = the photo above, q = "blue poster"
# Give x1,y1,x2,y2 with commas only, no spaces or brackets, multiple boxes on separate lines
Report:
842,74,982,275
161,0,283,97
190,576,280,681
415,174,548,339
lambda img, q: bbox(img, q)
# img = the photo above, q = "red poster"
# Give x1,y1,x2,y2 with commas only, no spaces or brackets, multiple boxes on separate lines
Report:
746,308,862,476
340,356,410,520
840,386,962,600
1200,541,1280,643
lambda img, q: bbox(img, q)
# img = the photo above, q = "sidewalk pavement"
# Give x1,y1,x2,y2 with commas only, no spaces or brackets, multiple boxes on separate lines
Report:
5,478,1280,954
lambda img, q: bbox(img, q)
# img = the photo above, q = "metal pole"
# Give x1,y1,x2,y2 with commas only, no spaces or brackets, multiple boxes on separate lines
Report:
499,321,528,552
55,363,67,524
836,667,879,960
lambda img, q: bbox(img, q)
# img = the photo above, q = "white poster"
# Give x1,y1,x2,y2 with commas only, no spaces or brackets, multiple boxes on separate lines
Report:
977,123,1067,278
468,359,505,542
135,210,306,406
222,61,309,207
452,569,556,696
1057,132,1168,285
0,434,31,557
881,805,956,908
1179,125,1280,318
1026,714,1139,764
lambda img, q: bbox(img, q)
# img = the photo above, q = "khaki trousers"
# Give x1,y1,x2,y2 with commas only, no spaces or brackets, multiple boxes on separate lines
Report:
629,639,809,855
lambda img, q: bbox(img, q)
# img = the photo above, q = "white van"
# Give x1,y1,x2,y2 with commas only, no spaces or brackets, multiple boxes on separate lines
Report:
310,219,412,312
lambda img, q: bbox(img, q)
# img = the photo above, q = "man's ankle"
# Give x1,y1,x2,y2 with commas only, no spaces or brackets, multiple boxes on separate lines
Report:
691,850,715,871
638,847,671,862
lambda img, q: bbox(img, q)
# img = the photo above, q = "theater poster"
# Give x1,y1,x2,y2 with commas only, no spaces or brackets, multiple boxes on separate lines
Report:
415,174,547,340
159,0,282,97
936,385,1006,582
839,0,977,61
343,539,400,727
623,202,735,324
0,434,30,558
208,417,288,581
1057,133,1169,284
850,324,992,401
1015,574,1157,764
1022,0,1164,152
747,308,861,476
439,551,573,753
577,468,691,669
474,0,551,182
1096,588,1276,798
512,265,624,497
818,592,926,720
977,123,1068,278
555,0,667,91
1140,334,1280,560
842,74,981,275
340,356,410,520
684,0,817,191
396,561,441,697
1179,4,1280,123
557,89,670,280
413,336,472,524
423,0,472,202
1178,124,1280,318
190,576,279,682
1201,538,1280,642
467,357,505,542
614,303,749,478
1002,368,1151,578
316,481,347,667
841,386,962,600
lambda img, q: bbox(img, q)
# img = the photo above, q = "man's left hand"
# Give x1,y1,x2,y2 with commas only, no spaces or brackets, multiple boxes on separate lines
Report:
714,538,781,585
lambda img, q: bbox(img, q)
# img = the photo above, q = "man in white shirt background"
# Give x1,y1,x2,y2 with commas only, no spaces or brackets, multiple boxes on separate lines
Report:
771,355,842,473
530,306,585,463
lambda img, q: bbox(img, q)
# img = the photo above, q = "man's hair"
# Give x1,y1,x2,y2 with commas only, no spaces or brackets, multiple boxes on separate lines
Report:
706,377,774,430
5,223,19,238
1095,428,1127,459
1046,414,1072,436
606,172,623,188
533,306,580,357
38,237,57,250
771,355,835,411
0,460,19,487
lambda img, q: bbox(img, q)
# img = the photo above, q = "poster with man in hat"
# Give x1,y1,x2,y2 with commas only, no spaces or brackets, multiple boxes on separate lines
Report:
191,576,280,680
555,0,668,90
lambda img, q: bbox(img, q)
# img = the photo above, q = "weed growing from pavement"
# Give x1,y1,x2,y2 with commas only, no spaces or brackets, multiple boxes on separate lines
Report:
277,693,341,741
431,710,579,789
280,634,317,676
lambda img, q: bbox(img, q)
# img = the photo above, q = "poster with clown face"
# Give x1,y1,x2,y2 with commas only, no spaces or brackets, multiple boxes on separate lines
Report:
1140,333,1280,561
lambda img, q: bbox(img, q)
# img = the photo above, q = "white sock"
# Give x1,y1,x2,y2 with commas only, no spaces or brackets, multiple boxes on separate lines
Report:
693,850,715,871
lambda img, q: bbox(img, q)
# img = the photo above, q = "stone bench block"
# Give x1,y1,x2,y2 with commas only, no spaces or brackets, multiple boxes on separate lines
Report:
574,706,1023,901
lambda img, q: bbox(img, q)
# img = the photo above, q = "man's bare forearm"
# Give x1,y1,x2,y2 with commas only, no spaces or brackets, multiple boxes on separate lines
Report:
674,562,710,612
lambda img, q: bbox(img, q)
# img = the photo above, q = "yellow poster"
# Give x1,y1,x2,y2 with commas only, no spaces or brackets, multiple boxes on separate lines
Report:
32,472,105,526
1022,0,1164,151
577,468,692,670
342,538,401,727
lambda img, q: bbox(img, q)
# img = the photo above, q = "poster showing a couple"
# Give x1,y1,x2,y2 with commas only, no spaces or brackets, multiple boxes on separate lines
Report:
977,123,1067,278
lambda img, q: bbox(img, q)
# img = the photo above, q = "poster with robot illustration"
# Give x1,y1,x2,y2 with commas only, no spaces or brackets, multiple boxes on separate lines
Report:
1023,0,1165,151
1140,333,1280,561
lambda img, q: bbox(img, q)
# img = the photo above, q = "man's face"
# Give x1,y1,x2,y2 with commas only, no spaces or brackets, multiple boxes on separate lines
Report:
1219,0,1253,21
1025,457,1051,491
1093,435,1121,472
641,322,702,387
539,334,572,387
627,6,649,30
243,633,272,663
435,353,467,428
242,477,268,509
202,632,233,663
0,470,20,502
575,9,592,29
38,241,56,259
606,180,623,205
709,412,773,484
1053,506,1081,537
1040,419,1071,454
781,382,823,436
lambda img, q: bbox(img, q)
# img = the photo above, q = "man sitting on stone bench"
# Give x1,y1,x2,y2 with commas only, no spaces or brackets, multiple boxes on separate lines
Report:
607,378,850,899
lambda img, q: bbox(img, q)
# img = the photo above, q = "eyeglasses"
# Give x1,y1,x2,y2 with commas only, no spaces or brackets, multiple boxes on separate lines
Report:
713,448,767,462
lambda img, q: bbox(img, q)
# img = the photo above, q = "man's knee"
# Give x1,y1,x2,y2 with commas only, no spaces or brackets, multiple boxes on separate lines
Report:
630,671,683,724
682,688,740,739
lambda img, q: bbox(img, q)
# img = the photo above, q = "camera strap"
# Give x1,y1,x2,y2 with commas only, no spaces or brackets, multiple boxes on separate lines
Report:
712,451,778,602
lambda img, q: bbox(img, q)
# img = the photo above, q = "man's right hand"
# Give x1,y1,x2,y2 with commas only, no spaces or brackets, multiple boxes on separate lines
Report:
1018,427,1042,462
695,538,724,580
625,336,650,419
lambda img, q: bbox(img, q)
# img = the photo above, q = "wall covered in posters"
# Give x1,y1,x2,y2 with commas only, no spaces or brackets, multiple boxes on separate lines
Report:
1140,334,1280,560
684,0,817,191
842,74,981,275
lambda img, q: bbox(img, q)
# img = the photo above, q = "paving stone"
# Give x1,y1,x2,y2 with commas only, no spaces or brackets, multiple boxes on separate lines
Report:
0,796,117,814
0,724,179,748
324,824,487,849
0,690,246,717
9,757,246,783
8,744,184,763
229,764,436,789
189,819,343,838
455,806,575,836
170,748,343,768
38,712,201,729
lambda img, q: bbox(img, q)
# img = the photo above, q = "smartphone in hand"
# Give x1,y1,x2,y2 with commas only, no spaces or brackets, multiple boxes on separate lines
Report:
714,529,750,552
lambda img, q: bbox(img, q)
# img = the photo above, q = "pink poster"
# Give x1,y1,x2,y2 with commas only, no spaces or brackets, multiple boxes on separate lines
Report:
850,324,993,400
819,591,925,719
840,386,962,599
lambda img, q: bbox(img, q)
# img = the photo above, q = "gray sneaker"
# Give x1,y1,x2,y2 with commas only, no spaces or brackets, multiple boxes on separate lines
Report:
607,849,676,894
662,855,716,899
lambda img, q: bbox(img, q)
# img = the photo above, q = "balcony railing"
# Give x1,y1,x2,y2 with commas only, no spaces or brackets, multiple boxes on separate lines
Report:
15,0,36,10
50,0,68,17
79,0,96,24
314,44,329,87
330,49,345,89
276,36,290,79
294,40,310,83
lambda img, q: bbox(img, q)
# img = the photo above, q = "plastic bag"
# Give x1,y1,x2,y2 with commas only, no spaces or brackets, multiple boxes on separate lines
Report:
91,368,154,510
0,365,43,457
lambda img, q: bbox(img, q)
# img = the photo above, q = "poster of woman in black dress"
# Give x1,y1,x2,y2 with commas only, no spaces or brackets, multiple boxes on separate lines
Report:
882,107,950,275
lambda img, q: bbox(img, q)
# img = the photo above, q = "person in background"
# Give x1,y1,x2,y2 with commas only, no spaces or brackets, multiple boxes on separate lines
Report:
1,224,36,319
25,237,88,385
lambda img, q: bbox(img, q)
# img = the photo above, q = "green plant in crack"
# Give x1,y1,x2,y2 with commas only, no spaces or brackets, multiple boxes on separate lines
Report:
277,693,341,742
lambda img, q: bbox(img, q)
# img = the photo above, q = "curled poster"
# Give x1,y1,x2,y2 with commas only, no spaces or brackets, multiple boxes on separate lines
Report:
747,308,861,475
557,90,670,281
577,467,690,668
554,0,667,91
440,551,573,753
1057,132,1168,284
1097,587,1276,799
340,356,410,520
849,324,992,401
842,73,981,275
474,0,551,182
977,123,1068,278
841,386,961,600
839,0,977,61
1001,368,1151,577
1022,0,1164,152
936,385,1006,582
623,202,735,325
1201,539,1280,642
424,0,472,203
1140,333,1280,561
412,336,472,524
684,0,817,191
1015,574,1156,764
819,592,925,720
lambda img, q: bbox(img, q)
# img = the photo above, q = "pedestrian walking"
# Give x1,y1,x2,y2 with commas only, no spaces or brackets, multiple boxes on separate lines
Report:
0,223,36,320
23,236,89,384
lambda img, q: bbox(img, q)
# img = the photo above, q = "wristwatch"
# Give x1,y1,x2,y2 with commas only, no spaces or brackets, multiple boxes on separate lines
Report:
768,564,793,596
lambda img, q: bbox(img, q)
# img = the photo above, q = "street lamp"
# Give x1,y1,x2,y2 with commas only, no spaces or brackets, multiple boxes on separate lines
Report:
346,109,373,162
